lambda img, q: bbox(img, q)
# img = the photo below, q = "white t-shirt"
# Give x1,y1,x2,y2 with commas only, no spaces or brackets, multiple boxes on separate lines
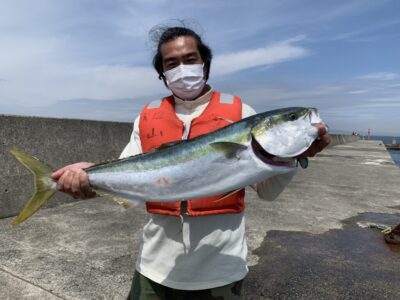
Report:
120,88,296,290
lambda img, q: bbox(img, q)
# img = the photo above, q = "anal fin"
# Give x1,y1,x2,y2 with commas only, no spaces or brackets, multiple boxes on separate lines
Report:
93,189,139,209
213,189,242,203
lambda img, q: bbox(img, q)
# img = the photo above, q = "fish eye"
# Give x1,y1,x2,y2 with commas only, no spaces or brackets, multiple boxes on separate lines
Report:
288,112,298,121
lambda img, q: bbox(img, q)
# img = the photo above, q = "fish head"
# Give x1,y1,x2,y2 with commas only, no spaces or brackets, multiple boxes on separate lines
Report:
251,107,322,161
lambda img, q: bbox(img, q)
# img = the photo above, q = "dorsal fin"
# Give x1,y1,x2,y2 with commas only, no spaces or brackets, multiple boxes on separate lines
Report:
154,140,185,150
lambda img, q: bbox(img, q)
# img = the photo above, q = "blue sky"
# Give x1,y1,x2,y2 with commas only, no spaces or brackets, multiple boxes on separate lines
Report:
1,0,399,135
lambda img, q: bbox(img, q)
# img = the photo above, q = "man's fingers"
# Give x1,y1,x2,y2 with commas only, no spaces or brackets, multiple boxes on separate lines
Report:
61,169,95,199
79,171,96,199
318,133,331,148
310,136,329,154
304,143,318,158
71,171,85,199
56,175,65,191
51,162,94,180
56,170,81,198
316,123,328,137
52,162,96,199
314,139,326,153
56,171,70,192
322,133,332,144
52,166,69,180
79,171,90,191
63,171,73,192
297,133,331,159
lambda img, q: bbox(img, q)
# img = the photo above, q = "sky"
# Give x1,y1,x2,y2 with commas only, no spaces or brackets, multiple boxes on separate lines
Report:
0,0,399,136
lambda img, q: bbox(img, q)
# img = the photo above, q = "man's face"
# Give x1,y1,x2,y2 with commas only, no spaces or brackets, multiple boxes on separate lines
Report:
161,36,204,72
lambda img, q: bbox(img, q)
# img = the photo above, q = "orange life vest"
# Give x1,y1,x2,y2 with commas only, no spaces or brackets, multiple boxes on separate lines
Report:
139,91,245,216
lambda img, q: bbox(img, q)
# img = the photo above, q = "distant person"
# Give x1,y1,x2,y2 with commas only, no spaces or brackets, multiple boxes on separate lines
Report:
52,24,331,299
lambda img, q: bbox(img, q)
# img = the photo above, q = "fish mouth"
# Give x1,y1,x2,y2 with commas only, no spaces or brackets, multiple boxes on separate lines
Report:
251,136,295,168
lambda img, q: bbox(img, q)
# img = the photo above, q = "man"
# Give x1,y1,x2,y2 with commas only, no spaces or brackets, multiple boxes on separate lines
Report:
52,26,331,299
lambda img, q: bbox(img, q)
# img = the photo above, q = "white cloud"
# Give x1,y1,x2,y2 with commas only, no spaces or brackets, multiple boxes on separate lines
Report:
215,71,400,135
348,90,368,94
212,38,310,76
327,18,400,42
1,63,166,105
358,72,399,81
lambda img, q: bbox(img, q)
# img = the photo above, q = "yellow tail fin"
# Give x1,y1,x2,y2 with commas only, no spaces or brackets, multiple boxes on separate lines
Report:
9,148,56,225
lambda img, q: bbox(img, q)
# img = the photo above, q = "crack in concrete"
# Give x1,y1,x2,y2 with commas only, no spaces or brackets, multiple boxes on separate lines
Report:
0,267,66,300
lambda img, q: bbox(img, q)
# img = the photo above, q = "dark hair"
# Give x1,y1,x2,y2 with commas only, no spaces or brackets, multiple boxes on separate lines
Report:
150,26,213,83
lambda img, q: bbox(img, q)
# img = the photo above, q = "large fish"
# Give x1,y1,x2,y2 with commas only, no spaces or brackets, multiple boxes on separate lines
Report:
10,107,322,225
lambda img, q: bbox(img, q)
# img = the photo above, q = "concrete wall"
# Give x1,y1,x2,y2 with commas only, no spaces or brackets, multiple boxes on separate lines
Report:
0,115,133,219
328,134,360,147
0,114,358,219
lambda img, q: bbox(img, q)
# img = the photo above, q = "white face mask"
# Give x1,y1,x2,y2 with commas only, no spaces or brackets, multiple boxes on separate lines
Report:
163,63,206,100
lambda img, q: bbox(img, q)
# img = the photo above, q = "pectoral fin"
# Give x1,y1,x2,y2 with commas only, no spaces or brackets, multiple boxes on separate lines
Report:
209,142,248,159
297,158,309,169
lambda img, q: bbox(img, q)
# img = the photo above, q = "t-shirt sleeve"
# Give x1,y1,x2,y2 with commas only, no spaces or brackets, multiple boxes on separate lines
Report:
119,115,143,159
242,103,257,118
253,171,296,201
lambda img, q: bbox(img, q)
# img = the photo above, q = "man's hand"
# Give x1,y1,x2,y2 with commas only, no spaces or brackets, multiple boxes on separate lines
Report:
51,162,96,199
298,123,331,158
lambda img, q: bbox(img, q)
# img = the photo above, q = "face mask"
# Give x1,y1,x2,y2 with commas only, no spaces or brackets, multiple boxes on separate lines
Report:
164,63,206,100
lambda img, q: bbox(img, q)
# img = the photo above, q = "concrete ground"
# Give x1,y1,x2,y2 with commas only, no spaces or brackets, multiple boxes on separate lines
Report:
1,140,399,299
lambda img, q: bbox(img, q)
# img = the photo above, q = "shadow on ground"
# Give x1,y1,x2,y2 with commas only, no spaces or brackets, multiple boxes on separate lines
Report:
245,212,400,300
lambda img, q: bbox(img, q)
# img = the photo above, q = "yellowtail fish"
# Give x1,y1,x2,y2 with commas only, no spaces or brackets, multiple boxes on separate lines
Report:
10,107,322,225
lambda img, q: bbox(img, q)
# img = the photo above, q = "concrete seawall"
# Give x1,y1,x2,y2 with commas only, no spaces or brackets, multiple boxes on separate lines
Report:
0,115,132,219
1,114,357,219
328,133,359,146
